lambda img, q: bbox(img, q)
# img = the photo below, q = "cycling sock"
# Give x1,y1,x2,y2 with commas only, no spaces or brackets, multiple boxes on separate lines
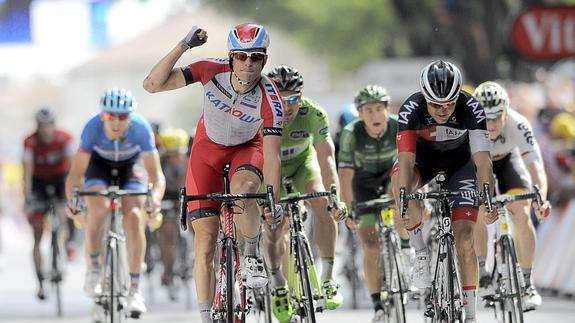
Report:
198,303,212,323
478,256,488,276
463,286,477,319
522,267,532,288
89,253,100,267
401,238,411,249
270,267,286,287
244,235,259,257
321,257,334,281
130,272,141,291
406,223,426,253
370,293,383,312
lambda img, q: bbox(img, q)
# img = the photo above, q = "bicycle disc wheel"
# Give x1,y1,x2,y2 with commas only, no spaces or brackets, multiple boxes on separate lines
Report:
501,236,525,323
225,238,235,323
297,238,316,323
389,235,407,323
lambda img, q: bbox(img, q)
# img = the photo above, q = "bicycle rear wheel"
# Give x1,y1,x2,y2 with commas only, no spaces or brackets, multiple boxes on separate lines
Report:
51,230,63,317
297,237,316,323
500,235,525,323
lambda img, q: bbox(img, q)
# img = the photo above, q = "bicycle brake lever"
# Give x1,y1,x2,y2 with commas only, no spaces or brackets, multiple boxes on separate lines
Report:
399,187,407,218
483,183,493,213
533,185,543,206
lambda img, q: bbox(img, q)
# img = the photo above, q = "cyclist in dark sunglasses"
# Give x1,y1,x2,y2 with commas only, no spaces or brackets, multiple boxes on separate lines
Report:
143,23,283,323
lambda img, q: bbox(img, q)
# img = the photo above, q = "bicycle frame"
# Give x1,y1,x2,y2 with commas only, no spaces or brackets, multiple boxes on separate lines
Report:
179,163,275,323
280,180,337,322
400,176,490,322
74,178,150,323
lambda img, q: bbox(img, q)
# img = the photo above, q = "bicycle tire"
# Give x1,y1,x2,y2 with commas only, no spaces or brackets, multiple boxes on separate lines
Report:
109,241,116,323
501,235,525,323
51,230,63,317
445,236,457,322
225,238,235,323
297,237,316,323
389,234,407,323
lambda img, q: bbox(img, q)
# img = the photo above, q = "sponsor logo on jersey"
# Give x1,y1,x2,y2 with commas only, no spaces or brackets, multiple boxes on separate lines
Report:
298,106,309,116
319,126,329,135
206,91,261,123
264,83,283,118
458,179,477,206
240,101,257,109
467,97,486,124
398,100,419,125
290,130,310,139
417,126,467,142
212,76,233,99
517,122,534,145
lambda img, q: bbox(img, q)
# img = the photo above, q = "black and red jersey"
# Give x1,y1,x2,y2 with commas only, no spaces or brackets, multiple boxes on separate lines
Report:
23,130,74,179
396,91,490,158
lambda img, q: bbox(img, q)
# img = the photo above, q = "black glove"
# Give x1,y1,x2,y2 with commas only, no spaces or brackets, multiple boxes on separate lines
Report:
179,26,206,50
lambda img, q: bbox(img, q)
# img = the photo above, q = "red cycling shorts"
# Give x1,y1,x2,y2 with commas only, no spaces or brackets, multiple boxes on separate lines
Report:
186,119,264,221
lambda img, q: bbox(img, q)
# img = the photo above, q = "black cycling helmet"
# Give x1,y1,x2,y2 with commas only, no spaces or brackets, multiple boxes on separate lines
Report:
35,106,56,123
267,65,304,93
420,60,462,104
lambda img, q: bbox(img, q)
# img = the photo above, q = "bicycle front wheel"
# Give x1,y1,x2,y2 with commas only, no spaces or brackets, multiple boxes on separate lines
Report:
500,235,525,323
225,238,235,323
296,237,316,323
388,234,407,323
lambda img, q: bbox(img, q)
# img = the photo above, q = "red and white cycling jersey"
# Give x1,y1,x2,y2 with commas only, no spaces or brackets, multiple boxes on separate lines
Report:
23,130,74,179
182,58,283,146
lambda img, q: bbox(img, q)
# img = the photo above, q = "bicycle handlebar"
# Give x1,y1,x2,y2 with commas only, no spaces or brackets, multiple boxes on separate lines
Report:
71,184,152,215
492,185,543,207
178,184,275,231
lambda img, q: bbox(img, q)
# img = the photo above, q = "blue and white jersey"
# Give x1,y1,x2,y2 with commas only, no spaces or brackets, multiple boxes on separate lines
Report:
79,112,156,162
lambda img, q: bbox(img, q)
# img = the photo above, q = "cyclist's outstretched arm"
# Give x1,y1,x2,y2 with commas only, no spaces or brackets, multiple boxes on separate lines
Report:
22,146,34,199
65,152,91,207
262,135,281,199
142,151,166,208
143,26,207,93
472,150,494,192
526,159,548,200
315,139,340,193
338,168,354,210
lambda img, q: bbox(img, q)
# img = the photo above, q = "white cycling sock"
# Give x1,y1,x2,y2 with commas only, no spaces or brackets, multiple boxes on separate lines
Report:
244,235,259,257
270,267,286,287
199,303,213,323
463,286,477,319
321,257,334,281
407,223,427,253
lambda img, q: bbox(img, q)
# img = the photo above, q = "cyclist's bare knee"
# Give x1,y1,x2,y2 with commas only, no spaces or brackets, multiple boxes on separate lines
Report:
453,220,475,252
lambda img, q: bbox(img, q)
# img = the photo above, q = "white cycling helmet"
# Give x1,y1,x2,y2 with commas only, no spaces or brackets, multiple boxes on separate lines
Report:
420,60,462,104
473,81,509,119
227,23,270,51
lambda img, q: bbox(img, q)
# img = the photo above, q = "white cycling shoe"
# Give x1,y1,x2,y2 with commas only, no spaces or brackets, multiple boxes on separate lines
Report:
410,251,431,289
127,290,147,318
522,286,542,311
242,256,268,289
84,266,102,297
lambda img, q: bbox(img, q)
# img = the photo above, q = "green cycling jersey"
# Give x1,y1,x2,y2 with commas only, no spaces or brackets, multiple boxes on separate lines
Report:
281,97,330,162
337,116,398,174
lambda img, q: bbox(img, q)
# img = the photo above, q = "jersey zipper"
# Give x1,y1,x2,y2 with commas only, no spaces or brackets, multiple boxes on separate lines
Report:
114,139,119,162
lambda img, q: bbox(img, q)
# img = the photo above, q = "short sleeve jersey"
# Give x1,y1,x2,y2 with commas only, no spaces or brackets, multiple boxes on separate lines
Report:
490,108,542,164
338,116,399,174
79,112,156,162
281,97,330,162
396,91,490,157
182,59,283,146
23,129,74,179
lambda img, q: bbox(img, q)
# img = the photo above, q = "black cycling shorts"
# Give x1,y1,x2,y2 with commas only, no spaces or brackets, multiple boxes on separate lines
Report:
84,153,146,191
493,151,530,194
32,176,66,201
352,169,392,216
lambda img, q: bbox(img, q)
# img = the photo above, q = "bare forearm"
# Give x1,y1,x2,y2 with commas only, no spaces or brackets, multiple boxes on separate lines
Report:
23,162,33,197
338,169,354,207
263,155,281,199
143,45,186,92
528,161,548,199
149,173,166,202
319,155,339,193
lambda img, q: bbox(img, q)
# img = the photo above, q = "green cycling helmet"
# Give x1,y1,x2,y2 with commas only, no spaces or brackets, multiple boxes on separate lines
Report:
354,85,391,109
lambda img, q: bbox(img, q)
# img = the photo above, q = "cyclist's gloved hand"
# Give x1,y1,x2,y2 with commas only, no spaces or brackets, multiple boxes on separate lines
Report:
533,199,552,220
264,203,284,230
179,26,207,50
329,201,348,222
481,204,499,224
